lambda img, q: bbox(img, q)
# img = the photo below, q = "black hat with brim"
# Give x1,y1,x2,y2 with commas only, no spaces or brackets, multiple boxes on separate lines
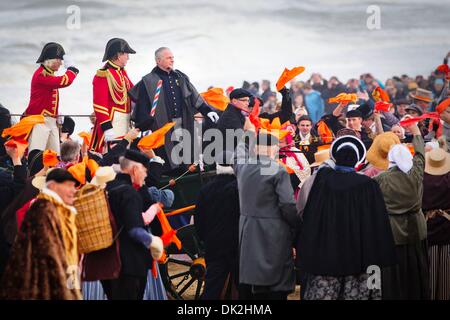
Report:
330,135,366,166
229,88,252,100
346,109,363,118
102,38,136,62
45,168,79,185
124,149,150,167
405,104,423,116
61,116,75,135
36,42,65,63
357,103,373,120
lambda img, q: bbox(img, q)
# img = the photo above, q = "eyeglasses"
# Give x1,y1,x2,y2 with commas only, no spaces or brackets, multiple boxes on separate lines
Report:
238,98,250,103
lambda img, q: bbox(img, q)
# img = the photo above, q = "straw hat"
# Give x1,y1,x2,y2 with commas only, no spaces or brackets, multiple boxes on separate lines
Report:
366,132,401,170
425,148,450,175
90,166,116,188
409,88,433,103
310,149,331,167
31,167,57,191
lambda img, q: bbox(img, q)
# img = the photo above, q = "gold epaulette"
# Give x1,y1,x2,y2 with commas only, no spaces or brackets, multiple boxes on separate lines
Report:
96,69,108,77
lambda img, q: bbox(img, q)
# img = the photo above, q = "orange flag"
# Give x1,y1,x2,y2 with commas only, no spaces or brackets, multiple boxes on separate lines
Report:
137,122,176,150
436,98,450,114
1,115,45,140
87,159,100,177
43,149,59,167
249,98,261,130
151,205,183,278
259,117,291,140
317,120,334,144
200,88,230,111
372,86,390,102
4,139,28,159
436,64,450,79
374,101,393,112
67,161,86,185
276,66,306,91
328,93,358,106
78,132,92,146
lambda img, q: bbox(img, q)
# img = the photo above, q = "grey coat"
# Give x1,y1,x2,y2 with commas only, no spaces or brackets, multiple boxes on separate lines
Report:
233,137,299,292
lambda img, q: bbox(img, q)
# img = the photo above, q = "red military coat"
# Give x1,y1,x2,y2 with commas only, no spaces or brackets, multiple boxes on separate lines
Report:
90,61,133,152
24,65,78,117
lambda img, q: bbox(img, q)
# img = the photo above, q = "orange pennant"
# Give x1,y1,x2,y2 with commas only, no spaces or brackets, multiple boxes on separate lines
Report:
249,96,261,130
200,87,230,111
317,120,334,144
372,86,390,102
137,122,176,150
43,149,59,167
87,159,100,177
258,117,291,141
1,115,45,140
374,101,393,112
436,98,450,115
78,132,92,146
4,139,28,159
67,161,86,185
328,93,358,106
276,66,306,91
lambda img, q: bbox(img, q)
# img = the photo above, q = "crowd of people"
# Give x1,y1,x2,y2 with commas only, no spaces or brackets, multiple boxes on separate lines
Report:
0,39,449,300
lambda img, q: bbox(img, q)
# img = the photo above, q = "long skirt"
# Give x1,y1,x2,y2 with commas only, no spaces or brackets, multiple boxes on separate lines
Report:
381,240,430,300
429,244,450,300
303,273,381,300
82,265,167,300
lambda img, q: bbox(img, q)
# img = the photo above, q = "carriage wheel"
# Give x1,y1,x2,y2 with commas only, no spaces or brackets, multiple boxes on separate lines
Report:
159,224,206,300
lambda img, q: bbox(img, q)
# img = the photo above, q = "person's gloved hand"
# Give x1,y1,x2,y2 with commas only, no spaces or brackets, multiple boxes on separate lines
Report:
142,203,160,225
103,128,116,142
63,55,76,69
207,111,219,123
149,235,163,260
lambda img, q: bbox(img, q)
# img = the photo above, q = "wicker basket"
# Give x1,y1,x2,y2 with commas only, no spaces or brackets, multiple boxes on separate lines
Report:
74,184,113,254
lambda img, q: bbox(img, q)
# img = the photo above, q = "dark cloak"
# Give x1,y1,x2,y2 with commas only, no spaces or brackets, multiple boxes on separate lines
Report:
296,167,397,276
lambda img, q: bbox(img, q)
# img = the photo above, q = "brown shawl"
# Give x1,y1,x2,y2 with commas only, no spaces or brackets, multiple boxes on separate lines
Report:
0,198,81,300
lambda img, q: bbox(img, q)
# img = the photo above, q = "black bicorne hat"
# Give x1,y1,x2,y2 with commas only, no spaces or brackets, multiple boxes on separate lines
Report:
36,42,65,63
102,38,136,62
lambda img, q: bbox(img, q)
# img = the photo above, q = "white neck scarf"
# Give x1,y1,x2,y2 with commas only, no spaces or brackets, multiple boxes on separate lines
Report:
388,144,413,173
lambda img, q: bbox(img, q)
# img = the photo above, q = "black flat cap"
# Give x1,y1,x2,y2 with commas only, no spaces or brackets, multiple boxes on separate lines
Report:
46,168,79,185
346,109,363,118
124,149,149,166
229,88,252,100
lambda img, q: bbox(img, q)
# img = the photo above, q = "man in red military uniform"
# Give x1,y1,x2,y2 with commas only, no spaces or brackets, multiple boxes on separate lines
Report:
89,38,136,153
24,42,79,154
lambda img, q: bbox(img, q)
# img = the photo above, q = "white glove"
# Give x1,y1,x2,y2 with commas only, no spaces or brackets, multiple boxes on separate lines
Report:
207,111,219,123
104,128,116,142
149,235,163,260
63,55,75,69
142,203,160,225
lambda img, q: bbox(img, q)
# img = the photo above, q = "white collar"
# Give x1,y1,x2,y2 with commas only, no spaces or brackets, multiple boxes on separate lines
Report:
299,132,311,141
41,188,77,215
216,164,235,175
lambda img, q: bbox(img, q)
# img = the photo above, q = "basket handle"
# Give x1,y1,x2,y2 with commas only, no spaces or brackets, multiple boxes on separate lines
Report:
78,183,98,196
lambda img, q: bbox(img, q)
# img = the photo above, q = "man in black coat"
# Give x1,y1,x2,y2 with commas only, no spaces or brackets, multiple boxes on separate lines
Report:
195,151,240,299
129,47,219,172
101,150,163,300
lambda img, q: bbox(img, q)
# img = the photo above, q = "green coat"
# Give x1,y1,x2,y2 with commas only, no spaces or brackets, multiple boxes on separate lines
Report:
374,135,427,245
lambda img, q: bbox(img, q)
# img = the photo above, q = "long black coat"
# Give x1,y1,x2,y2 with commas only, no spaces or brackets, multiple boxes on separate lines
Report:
194,174,240,260
106,173,152,277
129,68,209,170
